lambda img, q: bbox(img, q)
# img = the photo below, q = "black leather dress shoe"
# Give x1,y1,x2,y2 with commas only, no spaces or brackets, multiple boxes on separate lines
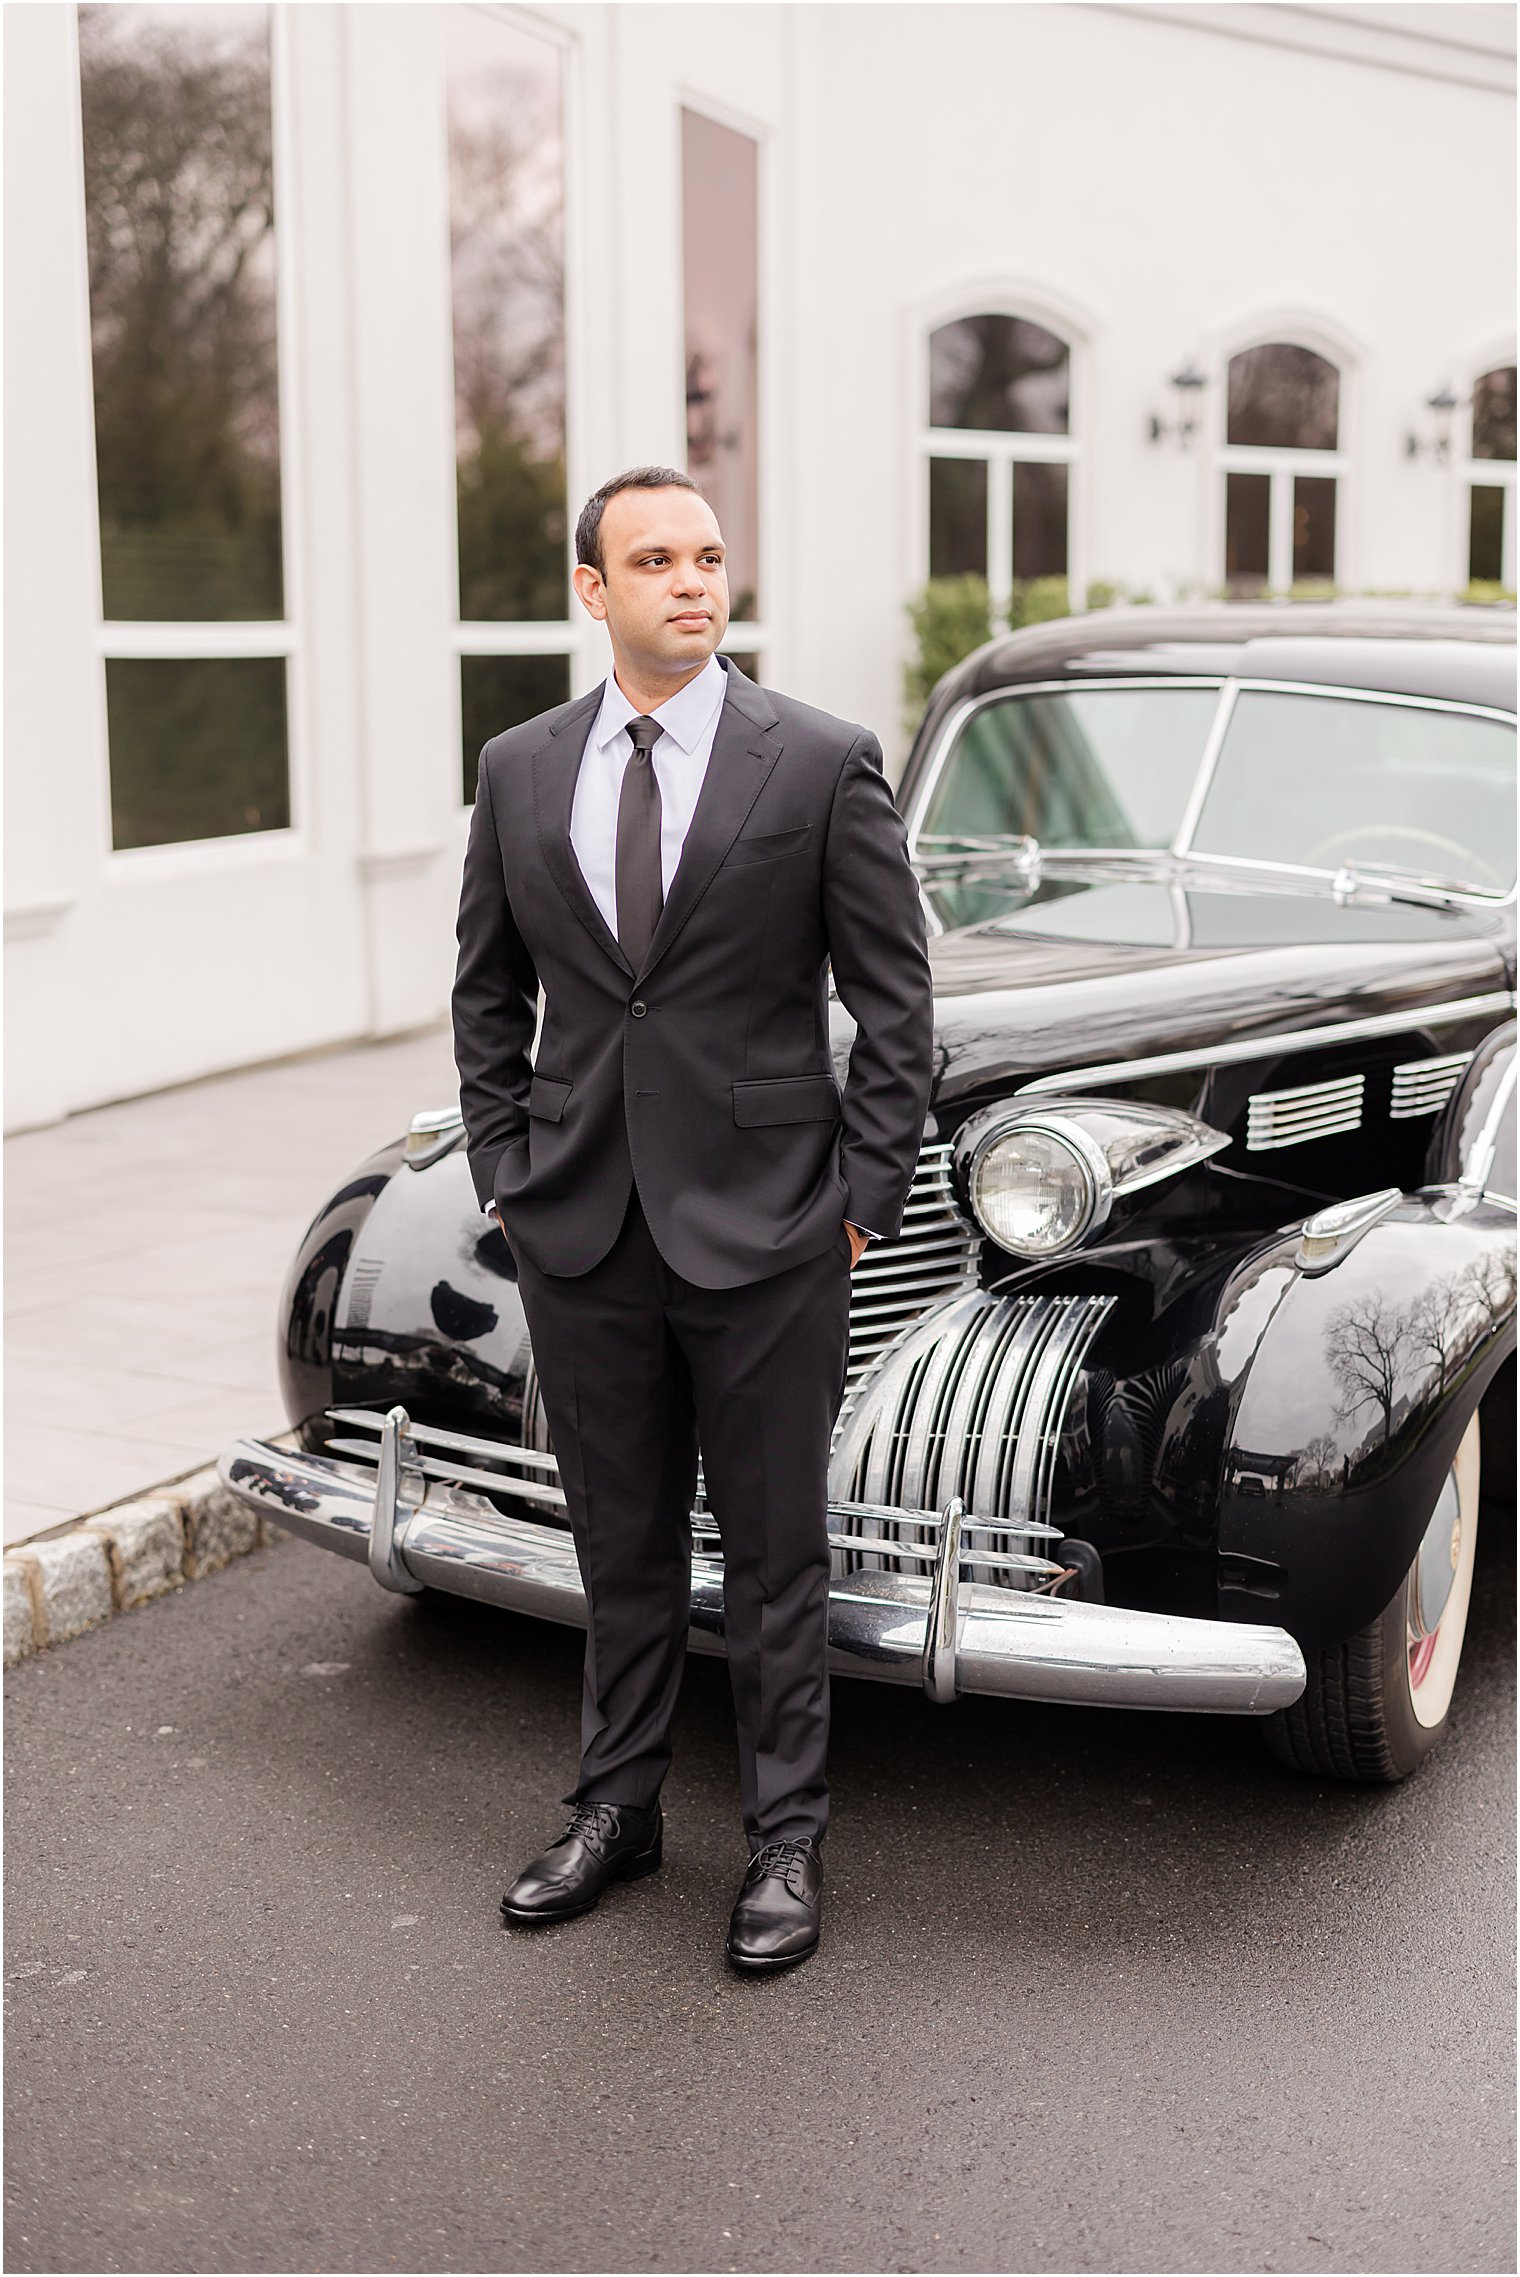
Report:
724,1836,823,1971
499,1800,662,1925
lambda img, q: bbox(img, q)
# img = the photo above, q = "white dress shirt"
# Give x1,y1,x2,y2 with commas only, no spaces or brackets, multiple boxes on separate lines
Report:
570,649,729,938
480,651,875,1239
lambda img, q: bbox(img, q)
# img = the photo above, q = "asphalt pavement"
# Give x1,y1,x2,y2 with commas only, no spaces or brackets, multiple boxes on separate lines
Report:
5,1509,1515,2276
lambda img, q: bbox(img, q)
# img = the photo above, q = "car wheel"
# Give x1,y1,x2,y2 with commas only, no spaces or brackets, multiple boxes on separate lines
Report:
1262,1410,1481,1783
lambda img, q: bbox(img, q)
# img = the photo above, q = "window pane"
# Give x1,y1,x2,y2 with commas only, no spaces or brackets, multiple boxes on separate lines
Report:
78,4,283,622
682,110,760,622
1225,471,1271,595
105,656,289,848
447,10,567,623
461,654,570,800
921,687,1220,850
1469,486,1507,584
1226,343,1339,450
1191,691,1515,893
1472,366,1517,463
1292,475,1336,585
929,457,988,577
1011,461,1068,578
929,315,1069,435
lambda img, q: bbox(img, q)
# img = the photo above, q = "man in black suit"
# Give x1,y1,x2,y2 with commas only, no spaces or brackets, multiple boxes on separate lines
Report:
451,465,933,1971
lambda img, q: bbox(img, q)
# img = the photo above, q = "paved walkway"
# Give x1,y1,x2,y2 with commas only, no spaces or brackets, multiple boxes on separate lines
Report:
3,1024,460,1548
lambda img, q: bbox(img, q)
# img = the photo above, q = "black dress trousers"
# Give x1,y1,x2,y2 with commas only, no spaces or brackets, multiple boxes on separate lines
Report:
511,1181,853,1852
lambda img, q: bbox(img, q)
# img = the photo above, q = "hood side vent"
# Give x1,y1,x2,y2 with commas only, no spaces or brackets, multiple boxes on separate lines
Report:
1390,1051,1472,1120
1246,1072,1364,1151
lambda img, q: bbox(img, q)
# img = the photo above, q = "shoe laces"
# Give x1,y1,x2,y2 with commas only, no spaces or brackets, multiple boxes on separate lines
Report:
746,1837,815,1893
560,1801,626,1860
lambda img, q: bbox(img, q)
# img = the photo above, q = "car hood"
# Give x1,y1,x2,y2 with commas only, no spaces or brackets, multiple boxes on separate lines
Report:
832,865,1513,1113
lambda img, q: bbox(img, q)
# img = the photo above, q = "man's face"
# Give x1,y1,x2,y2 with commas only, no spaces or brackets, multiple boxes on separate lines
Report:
573,486,730,679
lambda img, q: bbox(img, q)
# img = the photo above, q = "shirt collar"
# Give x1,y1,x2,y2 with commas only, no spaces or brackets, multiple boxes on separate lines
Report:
592,651,728,756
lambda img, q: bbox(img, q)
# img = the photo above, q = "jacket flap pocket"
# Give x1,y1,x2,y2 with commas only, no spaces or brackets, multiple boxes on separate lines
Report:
718,823,812,870
732,1073,841,1127
528,1074,572,1122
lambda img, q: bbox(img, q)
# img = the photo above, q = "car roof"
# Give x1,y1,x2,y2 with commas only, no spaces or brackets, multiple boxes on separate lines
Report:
942,600,1518,713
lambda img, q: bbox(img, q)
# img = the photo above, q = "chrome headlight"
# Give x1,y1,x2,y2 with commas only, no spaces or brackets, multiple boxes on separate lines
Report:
954,1097,1231,1257
965,1118,1110,1254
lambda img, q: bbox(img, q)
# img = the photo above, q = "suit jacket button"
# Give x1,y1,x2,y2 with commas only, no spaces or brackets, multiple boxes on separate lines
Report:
630,1000,647,1017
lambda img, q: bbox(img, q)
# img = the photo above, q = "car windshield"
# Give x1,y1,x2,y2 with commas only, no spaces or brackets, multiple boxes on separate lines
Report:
1188,689,1516,894
916,676,1518,897
916,685,1220,853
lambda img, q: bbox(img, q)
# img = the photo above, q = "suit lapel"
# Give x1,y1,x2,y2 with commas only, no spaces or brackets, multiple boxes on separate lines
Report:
532,688,635,980
635,664,783,983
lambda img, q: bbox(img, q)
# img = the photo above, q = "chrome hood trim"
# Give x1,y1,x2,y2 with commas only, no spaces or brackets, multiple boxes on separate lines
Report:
1014,992,1514,1098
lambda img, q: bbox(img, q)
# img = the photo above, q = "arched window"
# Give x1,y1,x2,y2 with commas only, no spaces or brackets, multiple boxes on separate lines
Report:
923,313,1075,615
1220,341,1344,596
1464,364,1516,590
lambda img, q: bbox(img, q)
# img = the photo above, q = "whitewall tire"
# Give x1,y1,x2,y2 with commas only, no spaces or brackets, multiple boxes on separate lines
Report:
1263,1411,1482,1782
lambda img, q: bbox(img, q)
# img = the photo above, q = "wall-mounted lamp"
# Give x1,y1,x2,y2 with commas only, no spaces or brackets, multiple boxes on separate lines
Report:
1147,362,1208,449
1404,387,1462,464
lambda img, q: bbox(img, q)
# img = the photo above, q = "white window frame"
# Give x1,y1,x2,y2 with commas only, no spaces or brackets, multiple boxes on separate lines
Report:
1456,352,1518,592
1212,324,1355,597
90,1,307,872
915,292,1086,619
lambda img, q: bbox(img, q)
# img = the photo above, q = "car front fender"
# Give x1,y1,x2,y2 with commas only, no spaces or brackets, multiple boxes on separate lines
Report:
1215,1188,1516,1646
277,1135,535,1450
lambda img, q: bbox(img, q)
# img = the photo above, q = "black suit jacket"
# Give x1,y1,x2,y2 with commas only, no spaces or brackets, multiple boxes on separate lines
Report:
450,656,934,1288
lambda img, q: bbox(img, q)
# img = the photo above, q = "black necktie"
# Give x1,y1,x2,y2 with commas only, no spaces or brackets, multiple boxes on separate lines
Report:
616,716,664,969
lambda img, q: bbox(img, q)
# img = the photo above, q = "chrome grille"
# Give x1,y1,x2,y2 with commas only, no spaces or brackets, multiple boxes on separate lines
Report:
319,1405,1075,1614
326,1407,566,1509
1390,1051,1472,1120
521,1353,553,1462
1246,1072,1364,1150
827,1287,1114,1588
324,1403,1072,1583
845,1140,982,1386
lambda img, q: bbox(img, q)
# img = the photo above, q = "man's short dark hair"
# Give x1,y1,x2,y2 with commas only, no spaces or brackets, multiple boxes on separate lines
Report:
575,465,703,580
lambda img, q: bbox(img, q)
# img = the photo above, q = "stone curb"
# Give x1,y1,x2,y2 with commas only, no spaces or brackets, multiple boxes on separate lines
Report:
3,1433,300,1667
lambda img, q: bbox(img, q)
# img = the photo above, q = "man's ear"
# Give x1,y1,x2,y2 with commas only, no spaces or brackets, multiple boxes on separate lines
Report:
572,562,607,620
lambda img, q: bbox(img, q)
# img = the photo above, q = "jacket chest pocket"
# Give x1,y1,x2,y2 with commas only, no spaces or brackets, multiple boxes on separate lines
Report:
715,823,812,872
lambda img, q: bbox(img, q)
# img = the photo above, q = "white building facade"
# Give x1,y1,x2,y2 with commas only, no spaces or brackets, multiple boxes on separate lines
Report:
4,0,1514,1131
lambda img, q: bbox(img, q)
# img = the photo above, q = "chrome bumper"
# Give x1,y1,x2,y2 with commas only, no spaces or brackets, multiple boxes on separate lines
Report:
218,1422,1305,1716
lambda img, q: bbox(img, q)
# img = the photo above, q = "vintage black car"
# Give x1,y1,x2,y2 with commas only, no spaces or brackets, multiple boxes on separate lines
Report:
219,601,1517,1785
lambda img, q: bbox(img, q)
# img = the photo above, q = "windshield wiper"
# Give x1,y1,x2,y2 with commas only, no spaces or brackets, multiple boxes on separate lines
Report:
914,833,1043,880
1168,850,1497,910
916,832,1041,859
913,838,1189,885
1325,859,1504,905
